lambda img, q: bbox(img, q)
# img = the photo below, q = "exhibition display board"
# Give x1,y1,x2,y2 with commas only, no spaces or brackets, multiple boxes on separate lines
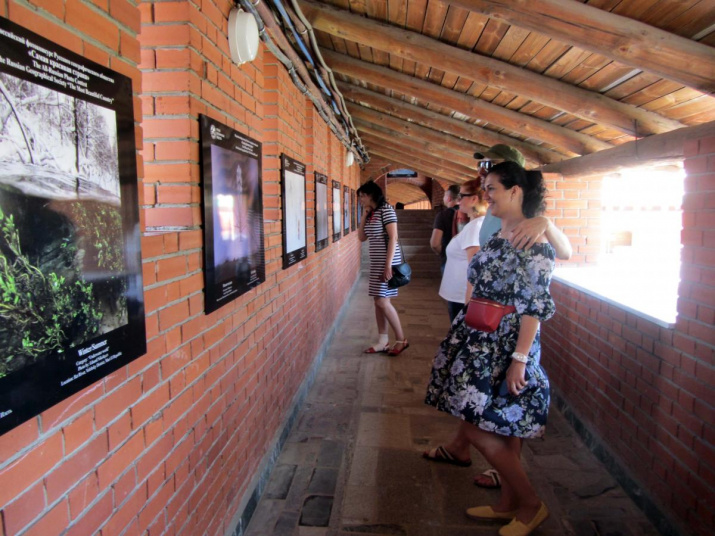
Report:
281,154,307,268
332,180,341,243
0,18,146,435
343,185,350,236
315,172,329,252
200,115,265,314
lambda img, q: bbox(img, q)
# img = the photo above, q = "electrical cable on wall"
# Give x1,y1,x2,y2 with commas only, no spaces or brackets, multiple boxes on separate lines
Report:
269,0,367,162
237,0,368,165
286,0,366,160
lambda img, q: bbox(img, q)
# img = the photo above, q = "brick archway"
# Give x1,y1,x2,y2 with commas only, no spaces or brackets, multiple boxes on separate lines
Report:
362,162,437,208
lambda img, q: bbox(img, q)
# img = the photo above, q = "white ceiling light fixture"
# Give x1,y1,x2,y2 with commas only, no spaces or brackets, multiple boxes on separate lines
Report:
228,8,260,65
345,151,355,167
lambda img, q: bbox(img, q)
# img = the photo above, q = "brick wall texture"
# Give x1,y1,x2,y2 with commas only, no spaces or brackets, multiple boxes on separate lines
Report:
541,137,715,536
0,1,360,535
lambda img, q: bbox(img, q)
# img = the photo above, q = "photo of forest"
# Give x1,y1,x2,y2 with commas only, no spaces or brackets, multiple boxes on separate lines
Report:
0,72,127,379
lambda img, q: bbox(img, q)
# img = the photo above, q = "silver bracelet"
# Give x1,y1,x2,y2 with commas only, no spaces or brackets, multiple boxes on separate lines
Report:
511,352,528,363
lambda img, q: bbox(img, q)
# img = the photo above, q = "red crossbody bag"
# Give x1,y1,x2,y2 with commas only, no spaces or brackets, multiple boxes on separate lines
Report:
465,298,516,332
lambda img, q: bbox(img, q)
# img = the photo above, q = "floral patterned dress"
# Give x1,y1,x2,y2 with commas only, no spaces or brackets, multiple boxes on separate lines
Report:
424,235,556,438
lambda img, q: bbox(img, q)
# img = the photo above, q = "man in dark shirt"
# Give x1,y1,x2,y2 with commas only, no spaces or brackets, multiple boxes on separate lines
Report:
430,185,460,273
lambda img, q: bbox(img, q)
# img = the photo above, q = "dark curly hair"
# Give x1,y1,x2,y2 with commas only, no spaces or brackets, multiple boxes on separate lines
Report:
356,180,387,208
489,161,546,218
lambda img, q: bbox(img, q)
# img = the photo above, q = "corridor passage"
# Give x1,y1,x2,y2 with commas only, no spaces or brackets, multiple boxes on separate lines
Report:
244,277,661,536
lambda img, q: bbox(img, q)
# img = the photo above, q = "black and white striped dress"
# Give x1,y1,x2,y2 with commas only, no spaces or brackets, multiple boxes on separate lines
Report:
365,204,404,298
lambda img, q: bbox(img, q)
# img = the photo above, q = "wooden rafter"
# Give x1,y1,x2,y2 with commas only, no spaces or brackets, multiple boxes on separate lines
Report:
337,82,563,165
356,123,479,171
542,121,715,177
359,129,478,173
349,107,484,166
361,132,476,177
448,0,715,95
367,146,465,184
323,50,610,156
299,0,684,136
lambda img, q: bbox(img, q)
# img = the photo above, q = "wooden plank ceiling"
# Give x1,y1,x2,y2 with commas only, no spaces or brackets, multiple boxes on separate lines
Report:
275,0,715,183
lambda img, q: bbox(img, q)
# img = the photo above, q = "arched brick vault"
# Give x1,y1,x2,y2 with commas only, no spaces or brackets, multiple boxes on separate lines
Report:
360,159,447,208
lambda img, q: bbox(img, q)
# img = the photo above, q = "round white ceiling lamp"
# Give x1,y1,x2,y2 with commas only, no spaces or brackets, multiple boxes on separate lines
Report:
228,8,259,65
345,151,355,167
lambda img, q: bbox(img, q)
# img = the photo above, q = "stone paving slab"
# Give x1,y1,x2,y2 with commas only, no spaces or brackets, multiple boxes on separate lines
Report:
244,277,662,536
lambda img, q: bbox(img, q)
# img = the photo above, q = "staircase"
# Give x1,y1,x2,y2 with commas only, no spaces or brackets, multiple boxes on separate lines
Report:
398,209,442,279
361,209,442,280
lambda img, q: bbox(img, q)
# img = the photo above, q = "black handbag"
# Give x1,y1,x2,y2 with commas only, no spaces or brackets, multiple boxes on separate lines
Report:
388,261,411,289
381,207,411,289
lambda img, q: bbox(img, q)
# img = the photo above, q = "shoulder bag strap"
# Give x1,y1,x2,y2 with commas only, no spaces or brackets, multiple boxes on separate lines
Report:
381,205,404,264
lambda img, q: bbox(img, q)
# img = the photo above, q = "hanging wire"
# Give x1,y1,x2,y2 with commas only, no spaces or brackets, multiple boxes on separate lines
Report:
237,0,368,164
286,0,365,158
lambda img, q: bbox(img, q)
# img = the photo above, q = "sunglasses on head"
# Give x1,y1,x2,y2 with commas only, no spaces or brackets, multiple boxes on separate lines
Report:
457,192,478,200
478,161,494,171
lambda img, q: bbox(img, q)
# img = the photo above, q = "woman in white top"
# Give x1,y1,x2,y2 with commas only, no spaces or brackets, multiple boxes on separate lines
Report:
439,179,487,322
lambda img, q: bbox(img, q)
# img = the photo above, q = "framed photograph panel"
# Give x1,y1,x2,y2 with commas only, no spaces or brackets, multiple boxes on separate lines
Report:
315,172,329,252
332,181,341,242
351,189,357,231
281,155,307,268
357,194,363,227
0,18,146,435
343,185,350,236
200,115,265,314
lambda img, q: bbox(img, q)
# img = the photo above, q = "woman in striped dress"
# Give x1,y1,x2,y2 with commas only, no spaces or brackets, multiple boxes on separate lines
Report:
357,181,409,356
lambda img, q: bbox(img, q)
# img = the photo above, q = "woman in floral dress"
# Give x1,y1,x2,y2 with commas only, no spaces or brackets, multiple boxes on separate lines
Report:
425,161,555,536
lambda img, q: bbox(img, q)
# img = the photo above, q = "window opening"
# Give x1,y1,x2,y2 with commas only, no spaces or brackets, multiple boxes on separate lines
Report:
555,165,684,325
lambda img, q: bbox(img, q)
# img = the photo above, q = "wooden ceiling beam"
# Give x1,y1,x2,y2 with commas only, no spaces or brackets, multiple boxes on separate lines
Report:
364,158,434,184
322,50,608,156
367,145,467,184
299,0,683,136
355,121,480,171
542,121,715,178
369,152,463,184
449,0,715,95
348,106,483,166
338,82,563,165
360,132,476,178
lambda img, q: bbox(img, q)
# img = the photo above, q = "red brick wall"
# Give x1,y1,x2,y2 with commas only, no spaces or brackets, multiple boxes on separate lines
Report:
543,172,600,266
0,2,361,535
362,158,393,183
542,136,715,536
431,179,447,209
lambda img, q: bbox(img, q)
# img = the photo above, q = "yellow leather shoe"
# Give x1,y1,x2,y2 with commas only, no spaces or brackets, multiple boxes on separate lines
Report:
466,505,517,520
498,502,549,536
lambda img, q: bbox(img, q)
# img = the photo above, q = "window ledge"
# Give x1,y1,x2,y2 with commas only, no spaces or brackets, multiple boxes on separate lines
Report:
553,268,677,329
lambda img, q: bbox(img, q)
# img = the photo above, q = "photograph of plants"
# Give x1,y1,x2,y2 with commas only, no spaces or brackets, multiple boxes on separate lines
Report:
0,72,127,380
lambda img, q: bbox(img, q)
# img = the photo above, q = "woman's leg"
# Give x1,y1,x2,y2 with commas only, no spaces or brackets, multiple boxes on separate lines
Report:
441,423,471,460
373,298,389,335
461,422,542,522
375,297,404,341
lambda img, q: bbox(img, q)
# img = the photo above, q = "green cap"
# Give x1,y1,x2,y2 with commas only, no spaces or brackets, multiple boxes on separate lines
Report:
474,144,525,167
